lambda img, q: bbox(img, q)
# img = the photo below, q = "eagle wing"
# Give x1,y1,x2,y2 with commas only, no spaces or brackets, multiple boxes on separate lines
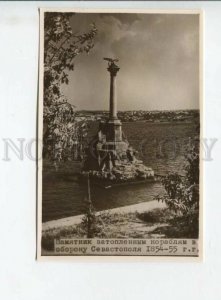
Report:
103,57,119,63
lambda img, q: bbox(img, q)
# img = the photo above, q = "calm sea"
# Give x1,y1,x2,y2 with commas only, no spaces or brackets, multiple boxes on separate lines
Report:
42,121,198,222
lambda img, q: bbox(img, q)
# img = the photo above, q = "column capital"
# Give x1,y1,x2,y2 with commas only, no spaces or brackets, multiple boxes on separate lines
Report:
107,62,120,76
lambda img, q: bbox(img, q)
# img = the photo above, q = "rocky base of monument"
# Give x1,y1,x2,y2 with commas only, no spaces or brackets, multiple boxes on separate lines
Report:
81,160,155,188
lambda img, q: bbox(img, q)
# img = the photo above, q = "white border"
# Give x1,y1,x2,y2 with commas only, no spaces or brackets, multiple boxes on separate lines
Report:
37,8,203,262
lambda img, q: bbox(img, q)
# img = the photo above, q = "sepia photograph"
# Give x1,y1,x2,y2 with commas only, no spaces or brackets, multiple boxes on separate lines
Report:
38,9,202,258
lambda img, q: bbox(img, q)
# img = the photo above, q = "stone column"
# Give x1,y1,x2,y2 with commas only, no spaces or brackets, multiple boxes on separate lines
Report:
108,62,120,120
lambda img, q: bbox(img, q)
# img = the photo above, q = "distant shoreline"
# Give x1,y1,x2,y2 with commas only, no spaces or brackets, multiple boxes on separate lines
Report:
76,109,200,113
122,120,196,124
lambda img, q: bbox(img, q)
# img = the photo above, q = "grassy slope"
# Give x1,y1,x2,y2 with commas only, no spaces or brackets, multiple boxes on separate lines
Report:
42,208,198,252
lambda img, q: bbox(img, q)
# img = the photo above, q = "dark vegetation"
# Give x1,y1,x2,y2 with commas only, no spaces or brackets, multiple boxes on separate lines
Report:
156,140,199,238
43,12,97,162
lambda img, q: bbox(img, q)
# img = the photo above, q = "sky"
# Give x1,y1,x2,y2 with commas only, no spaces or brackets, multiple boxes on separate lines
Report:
61,13,200,111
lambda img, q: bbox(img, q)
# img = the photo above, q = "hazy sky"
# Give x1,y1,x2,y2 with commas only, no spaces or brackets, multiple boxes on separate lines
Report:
61,13,200,111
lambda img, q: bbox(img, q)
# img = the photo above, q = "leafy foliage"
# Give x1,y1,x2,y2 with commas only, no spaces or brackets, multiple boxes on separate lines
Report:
43,12,97,162
80,173,100,238
81,199,98,238
156,142,199,237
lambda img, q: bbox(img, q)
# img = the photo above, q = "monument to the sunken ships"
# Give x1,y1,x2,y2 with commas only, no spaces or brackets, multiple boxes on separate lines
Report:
82,58,155,188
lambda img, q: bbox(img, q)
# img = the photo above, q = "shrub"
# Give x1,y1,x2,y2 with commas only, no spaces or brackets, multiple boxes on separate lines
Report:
156,142,199,238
